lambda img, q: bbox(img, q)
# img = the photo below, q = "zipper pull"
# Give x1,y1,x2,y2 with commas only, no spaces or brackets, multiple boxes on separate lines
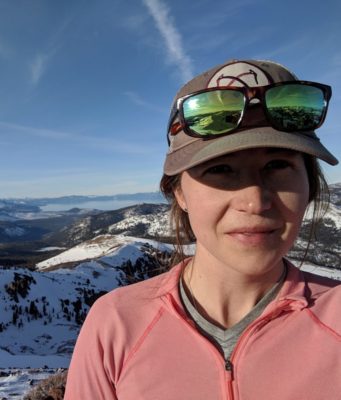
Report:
225,359,234,374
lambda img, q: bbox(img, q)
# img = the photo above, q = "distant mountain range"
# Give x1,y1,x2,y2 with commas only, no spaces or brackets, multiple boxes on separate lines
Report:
0,203,171,268
0,191,164,208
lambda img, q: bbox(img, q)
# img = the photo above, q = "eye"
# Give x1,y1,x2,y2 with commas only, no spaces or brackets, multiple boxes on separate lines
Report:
264,159,291,170
204,164,233,174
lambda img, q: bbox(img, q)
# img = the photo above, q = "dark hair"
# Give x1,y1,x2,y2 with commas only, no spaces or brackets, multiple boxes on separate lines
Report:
160,154,330,267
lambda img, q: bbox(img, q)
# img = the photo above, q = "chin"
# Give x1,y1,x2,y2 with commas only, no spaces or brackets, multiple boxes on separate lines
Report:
218,251,286,277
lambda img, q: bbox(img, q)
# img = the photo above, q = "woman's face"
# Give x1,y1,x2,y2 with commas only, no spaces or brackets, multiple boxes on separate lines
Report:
174,148,310,276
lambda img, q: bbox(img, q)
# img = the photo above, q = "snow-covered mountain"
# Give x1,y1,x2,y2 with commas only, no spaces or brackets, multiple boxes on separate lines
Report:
330,182,341,206
0,234,177,398
0,236,174,369
44,203,171,247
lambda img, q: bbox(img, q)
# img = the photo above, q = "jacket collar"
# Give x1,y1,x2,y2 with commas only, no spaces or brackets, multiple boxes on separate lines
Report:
157,258,310,313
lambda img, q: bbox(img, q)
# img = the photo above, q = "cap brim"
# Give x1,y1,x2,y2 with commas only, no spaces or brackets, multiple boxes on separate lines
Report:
164,127,339,175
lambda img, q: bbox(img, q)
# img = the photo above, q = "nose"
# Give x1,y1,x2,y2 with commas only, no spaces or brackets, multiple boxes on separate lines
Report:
231,179,272,215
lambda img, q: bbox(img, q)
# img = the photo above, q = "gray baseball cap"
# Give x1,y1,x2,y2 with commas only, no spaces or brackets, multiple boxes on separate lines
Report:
163,59,338,175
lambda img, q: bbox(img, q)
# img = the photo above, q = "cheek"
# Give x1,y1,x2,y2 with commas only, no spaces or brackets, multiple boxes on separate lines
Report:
185,190,224,237
279,177,310,225
285,194,308,222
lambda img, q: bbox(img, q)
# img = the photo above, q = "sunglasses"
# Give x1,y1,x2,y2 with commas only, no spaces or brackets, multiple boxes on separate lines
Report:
168,81,331,140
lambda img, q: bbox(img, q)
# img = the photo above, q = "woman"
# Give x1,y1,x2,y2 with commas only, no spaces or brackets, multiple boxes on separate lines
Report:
64,60,340,399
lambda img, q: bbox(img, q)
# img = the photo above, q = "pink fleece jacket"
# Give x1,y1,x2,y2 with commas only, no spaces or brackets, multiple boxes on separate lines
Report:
64,260,341,400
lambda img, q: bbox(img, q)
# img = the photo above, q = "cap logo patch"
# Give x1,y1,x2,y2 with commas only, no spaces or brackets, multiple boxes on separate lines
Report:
207,62,271,88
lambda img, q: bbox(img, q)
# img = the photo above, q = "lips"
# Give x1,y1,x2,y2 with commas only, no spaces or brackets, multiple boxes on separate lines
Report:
225,226,280,246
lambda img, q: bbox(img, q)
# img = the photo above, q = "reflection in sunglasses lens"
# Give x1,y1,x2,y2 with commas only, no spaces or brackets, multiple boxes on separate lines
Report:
183,90,244,136
265,85,325,131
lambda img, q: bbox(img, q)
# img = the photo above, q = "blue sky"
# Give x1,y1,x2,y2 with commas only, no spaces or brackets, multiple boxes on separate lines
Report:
0,0,340,198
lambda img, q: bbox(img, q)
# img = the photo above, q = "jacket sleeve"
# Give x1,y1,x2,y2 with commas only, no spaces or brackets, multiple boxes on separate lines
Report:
64,296,118,400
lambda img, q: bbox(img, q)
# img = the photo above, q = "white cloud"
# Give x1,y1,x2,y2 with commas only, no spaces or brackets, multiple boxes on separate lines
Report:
142,0,193,82
29,17,72,85
30,52,51,85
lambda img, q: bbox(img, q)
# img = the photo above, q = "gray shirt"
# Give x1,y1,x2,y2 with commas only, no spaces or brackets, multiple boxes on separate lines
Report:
179,265,286,361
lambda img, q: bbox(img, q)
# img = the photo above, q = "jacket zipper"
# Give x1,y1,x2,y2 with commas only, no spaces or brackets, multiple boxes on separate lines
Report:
223,316,270,400
225,360,234,400
223,300,295,399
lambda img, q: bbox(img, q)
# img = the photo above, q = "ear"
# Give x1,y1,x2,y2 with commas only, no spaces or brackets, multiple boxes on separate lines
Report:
174,186,187,212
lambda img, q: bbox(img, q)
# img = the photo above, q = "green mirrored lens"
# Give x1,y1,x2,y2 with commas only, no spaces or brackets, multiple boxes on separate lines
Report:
265,84,325,130
183,90,244,135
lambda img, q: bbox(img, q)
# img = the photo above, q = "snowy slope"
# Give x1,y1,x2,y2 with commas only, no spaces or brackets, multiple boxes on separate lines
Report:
0,367,65,399
36,234,133,270
36,234,173,270
301,263,341,280
0,262,115,368
0,236,174,369
304,202,341,228
107,206,170,237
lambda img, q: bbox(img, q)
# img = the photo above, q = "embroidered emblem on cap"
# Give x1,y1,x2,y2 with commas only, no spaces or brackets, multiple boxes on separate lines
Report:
207,62,273,88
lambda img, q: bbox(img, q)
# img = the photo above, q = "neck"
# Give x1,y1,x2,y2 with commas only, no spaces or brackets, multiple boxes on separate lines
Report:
183,251,284,329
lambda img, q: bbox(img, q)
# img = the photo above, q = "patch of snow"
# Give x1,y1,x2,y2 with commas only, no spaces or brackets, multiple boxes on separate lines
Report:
304,203,341,228
36,247,66,252
36,234,166,270
300,263,341,280
36,234,124,269
109,210,171,236
13,211,63,220
0,367,65,399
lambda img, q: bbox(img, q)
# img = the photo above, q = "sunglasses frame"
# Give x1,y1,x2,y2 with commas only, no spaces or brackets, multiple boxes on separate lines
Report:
168,81,332,141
